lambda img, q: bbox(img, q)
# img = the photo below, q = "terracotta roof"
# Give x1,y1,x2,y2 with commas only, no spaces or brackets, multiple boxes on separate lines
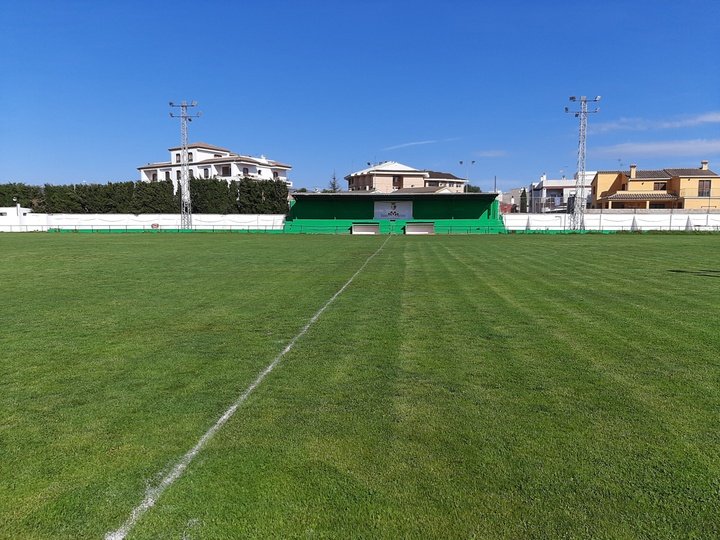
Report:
195,155,291,168
138,162,172,170
633,170,672,179
595,168,717,178
425,170,464,180
604,192,678,201
664,168,718,177
138,155,291,170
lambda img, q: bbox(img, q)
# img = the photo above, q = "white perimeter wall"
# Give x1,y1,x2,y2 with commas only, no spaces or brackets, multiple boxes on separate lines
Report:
0,213,286,232
503,212,720,232
4,211,720,233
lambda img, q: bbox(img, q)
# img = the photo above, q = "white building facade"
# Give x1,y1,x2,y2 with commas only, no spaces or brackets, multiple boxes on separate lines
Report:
138,142,292,189
529,171,595,213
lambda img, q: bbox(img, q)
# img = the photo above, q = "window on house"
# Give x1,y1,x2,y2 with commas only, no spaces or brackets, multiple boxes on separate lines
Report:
243,167,249,176
392,176,403,188
257,169,262,176
176,171,181,180
189,170,194,179
621,183,627,191
273,171,279,179
221,166,231,176
175,153,180,163
204,168,209,178
188,152,193,162
165,171,170,181
699,180,711,197
214,154,222,158
152,173,157,182
654,182,667,191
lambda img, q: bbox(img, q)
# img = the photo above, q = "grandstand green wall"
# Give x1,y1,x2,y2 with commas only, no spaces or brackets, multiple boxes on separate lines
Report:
285,193,505,234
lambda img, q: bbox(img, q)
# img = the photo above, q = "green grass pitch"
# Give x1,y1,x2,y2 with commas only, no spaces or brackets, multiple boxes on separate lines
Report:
1,233,719,539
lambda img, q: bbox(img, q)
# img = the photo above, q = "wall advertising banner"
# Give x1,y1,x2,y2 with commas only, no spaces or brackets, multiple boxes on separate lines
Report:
373,201,413,220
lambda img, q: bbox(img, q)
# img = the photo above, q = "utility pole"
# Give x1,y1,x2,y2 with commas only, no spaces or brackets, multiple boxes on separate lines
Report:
170,101,201,229
565,96,600,230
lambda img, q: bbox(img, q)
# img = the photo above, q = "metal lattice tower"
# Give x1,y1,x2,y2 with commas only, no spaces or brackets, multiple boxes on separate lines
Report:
565,96,600,230
170,101,201,229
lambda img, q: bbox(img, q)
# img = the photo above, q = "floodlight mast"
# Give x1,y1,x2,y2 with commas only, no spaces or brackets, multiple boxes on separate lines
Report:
565,95,600,230
170,100,201,229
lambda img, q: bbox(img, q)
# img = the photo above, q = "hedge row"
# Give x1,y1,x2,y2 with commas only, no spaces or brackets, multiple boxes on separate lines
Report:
0,178,289,214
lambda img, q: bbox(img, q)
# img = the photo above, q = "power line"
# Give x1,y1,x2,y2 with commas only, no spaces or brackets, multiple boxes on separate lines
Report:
170,101,202,230
565,95,600,230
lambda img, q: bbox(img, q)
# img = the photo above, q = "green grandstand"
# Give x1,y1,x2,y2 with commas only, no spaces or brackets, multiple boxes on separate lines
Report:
284,192,505,234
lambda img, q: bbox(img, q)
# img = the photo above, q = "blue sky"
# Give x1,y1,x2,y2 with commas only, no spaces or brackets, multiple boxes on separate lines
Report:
1,0,718,191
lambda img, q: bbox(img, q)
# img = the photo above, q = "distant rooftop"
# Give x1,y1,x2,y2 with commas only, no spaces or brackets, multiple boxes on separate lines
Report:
596,163,717,179
346,161,426,178
425,170,463,180
167,142,232,153
345,161,465,182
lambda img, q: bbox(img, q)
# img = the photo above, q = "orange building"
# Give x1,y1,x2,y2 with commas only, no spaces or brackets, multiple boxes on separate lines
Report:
592,160,719,209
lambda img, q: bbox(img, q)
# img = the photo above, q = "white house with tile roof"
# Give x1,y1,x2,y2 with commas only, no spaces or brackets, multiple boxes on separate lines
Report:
138,142,292,189
345,161,466,193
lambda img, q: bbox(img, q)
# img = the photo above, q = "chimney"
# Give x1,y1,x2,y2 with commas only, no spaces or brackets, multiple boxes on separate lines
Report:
629,164,637,179
701,160,709,171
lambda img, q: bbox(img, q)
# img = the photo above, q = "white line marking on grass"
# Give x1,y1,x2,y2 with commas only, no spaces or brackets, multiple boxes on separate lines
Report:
105,236,390,540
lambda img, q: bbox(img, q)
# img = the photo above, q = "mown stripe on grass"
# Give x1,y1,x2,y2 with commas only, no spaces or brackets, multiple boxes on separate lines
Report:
438,238,720,537
104,236,391,540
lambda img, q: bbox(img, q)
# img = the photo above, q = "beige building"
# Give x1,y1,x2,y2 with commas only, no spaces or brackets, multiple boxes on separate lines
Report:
592,160,719,209
345,161,466,193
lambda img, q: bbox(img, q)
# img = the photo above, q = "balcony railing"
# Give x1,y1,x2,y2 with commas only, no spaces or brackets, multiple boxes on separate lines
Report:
678,187,720,198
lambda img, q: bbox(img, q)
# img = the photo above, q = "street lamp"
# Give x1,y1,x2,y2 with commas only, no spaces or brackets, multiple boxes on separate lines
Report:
459,160,476,191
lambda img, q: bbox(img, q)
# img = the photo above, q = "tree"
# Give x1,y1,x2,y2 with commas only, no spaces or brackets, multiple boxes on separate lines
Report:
236,179,289,214
328,170,342,192
0,183,45,211
106,182,135,213
131,180,178,213
465,185,481,193
190,178,236,214
44,184,83,213
520,188,528,213
0,177,289,214
75,183,115,213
